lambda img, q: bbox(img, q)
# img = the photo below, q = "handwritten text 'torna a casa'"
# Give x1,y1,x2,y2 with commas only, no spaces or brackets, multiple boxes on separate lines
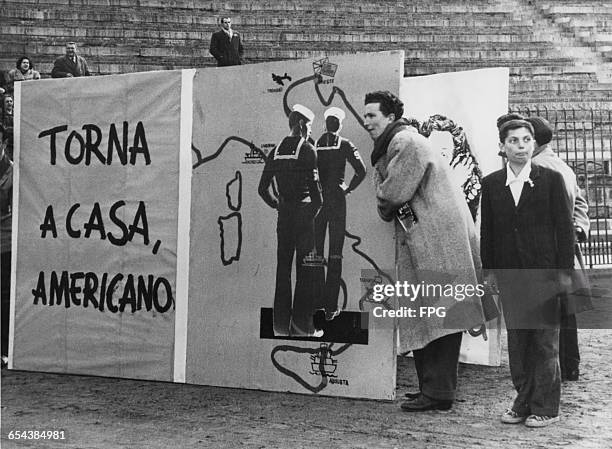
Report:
38,121,151,166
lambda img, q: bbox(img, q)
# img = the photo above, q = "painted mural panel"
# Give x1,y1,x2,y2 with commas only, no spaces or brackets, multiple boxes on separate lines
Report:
187,52,403,399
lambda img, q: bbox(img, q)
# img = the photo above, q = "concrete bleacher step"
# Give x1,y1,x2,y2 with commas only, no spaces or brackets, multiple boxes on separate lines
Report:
536,0,612,69
1,13,536,32
2,0,611,108
0,25,564,50
595,33,612,45
545,7,612,17
0,33,578,65
5,0,512,14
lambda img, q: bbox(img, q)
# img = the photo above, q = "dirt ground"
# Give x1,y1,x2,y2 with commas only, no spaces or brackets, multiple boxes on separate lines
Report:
2,273,612,449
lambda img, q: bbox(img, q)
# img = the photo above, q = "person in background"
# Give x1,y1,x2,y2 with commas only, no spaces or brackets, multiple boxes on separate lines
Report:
0,124,13,368
0,70,7,95
6,56,41,93
51,42,91,78
2,95,13,118
527,115,590,382
481,117,574,427
1,95,13,154
209,17,244,67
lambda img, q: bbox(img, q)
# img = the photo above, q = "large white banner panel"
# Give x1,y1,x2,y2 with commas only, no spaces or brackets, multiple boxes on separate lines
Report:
12,70,183,380
400,68,509,366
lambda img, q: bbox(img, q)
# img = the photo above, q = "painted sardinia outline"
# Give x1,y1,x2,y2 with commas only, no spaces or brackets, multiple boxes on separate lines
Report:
217,212,242,266
226,171,242,212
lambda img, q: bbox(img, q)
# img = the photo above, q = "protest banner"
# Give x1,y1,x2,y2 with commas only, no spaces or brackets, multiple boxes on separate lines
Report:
10,70,188,380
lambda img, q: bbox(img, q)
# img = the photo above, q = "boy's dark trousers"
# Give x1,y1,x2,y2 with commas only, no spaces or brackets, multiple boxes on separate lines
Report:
508,328,561,417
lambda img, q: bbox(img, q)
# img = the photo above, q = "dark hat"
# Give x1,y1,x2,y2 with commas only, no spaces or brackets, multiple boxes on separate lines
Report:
526,116,553,146
496,112,525,130
498,119,534,138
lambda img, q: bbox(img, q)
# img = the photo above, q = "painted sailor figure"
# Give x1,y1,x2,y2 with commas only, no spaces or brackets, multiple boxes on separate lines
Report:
314,107,366,319
258,105,323,337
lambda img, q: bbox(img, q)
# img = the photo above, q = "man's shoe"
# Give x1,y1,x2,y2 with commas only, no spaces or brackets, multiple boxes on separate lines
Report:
500,409,528,424
524,415,560,428
404,391,420,399
400,394,452,412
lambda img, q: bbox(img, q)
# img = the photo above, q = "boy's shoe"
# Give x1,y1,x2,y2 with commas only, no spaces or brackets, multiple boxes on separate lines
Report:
524,415,560,428
500,409,528,424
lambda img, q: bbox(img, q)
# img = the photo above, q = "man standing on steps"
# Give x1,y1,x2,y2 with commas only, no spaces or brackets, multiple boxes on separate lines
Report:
258,104,323,337
314,107,366,320
209,17,244,67
51,42,91,78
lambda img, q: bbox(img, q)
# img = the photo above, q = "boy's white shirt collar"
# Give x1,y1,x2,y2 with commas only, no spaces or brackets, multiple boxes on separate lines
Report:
506,160,532,206
505,160,532,185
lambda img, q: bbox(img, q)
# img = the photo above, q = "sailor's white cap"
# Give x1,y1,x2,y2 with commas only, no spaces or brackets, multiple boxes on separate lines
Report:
292,104,315,122
324,107,346,122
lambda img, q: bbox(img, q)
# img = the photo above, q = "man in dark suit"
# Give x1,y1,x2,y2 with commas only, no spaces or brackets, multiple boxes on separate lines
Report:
480,118,574,428
209,17,244,67
51,42,91,78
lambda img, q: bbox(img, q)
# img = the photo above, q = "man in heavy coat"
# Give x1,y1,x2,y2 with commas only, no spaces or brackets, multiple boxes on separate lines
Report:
364,91,484,412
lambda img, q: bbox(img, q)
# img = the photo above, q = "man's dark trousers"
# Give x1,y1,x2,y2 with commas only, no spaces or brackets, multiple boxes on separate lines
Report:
412,332,463,401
